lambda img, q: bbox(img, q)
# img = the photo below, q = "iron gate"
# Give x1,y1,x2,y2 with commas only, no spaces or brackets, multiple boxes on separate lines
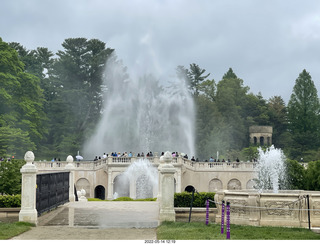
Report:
36,172,69,216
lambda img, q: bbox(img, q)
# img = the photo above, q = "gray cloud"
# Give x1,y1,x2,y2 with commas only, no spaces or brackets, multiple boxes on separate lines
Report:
1,0,320,102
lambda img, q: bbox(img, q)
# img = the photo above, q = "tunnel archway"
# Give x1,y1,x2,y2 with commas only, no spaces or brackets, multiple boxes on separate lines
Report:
94,185,105,200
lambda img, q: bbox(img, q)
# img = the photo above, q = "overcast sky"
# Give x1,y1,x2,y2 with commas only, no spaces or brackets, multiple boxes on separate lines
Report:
1,0,320,103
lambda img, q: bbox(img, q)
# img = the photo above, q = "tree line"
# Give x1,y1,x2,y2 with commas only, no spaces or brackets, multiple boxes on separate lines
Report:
0,37,320,163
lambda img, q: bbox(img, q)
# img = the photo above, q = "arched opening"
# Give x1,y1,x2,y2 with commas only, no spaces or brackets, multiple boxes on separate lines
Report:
113,174,130,198
253,136,257,145
260,136,264,145
185,185,195,192
75,178,90,198
246,179,257,190
94,185,105,200
209,178,222,192
227,179,241,190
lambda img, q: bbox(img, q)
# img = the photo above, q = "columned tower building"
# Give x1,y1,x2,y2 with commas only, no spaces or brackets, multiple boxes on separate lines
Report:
249,126,273,146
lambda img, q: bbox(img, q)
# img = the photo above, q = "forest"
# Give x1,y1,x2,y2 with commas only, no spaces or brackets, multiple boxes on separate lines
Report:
1,37,320,163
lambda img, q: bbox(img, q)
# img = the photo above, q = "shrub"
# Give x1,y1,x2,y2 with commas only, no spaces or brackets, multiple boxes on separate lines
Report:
112,197,134,201
0,159,25,195
87,198,104,201
174,192,215,208
0,194,21,208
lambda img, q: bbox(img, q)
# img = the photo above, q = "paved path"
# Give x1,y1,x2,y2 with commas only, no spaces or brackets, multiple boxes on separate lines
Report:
11,201,159,240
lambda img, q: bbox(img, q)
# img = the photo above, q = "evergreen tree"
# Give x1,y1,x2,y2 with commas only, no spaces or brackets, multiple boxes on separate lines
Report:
267,96,290,148
215,68,249,150
187,63,210,97
288,69,320,159
0,38,46,157
50,38,114,156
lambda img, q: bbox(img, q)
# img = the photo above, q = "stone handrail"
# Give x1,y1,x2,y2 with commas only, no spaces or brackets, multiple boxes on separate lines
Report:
34,156,257,171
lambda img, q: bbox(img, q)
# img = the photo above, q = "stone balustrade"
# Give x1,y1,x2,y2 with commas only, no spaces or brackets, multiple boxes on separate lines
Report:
34,156,257,172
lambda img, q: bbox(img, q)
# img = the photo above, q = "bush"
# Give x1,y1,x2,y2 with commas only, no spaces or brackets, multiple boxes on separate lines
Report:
174,192,215,208
87,198,104,201
0,194,21,208
0,159,25,195
112,197,134,201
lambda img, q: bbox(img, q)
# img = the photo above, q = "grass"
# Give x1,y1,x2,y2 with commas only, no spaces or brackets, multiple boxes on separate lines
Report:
0,222,34,240
156,221,320,240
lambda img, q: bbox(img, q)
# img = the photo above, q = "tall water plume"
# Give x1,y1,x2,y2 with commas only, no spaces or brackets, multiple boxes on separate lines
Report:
83,57,195,158
255,145,287,193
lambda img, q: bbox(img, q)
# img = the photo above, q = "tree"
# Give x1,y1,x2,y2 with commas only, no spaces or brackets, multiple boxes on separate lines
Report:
305,160,320,190
215,68,249,150
267,96,290,148
284,160,306,190
0,38,46,157
243,93,270,126
49,38,114,156
287,69,320,158
187,63,210,97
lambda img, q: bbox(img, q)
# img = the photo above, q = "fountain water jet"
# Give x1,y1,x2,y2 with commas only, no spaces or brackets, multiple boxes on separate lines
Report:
83,56,195,159
255,145,287,193
114,158,158,199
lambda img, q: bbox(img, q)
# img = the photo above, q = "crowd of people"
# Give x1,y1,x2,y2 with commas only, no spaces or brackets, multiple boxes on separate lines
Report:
91,151,195,161
90,151,244,163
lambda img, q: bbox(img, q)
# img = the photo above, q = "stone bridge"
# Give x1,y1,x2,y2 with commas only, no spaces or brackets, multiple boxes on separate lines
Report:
34,156,258,200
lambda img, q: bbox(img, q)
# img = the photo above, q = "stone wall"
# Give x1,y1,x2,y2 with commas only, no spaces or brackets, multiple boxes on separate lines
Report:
214,190,320,227
35,157,257,199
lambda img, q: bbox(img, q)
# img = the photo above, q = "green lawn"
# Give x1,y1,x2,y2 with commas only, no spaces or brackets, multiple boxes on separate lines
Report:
0,222,34,240
156,221,320,240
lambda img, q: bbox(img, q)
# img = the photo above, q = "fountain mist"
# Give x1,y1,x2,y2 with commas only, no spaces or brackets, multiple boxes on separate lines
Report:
255,145,287,193
113,158,158,199
83,57,195,158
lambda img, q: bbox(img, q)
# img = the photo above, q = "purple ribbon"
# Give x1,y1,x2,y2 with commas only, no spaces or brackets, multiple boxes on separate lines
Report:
206,199,209,225
226,202,230,239
221,200,225,234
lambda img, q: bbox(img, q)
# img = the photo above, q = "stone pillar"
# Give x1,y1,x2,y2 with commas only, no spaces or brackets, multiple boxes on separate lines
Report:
65,155,75,202
19,151,38,225
158,151,176,222
107,171,113,200
129,178,136,199
214,191,225,223
248,192,260,226
176,170,181,193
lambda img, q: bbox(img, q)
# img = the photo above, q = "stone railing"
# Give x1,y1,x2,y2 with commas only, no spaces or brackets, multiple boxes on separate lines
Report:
34,156,256,171
214,190,320,227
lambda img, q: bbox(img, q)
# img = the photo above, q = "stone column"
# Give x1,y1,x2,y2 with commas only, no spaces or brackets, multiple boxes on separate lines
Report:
107,171,113,200
129,178,136,199
176,170,181,193
65,155,75,202
19,151,38,225
248,192,260,226
158,151,176,222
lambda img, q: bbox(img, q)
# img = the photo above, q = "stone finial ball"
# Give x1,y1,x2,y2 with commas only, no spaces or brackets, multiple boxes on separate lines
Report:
24,151,35,163
80,189,86,196
66,155,74,163
163,151,173,163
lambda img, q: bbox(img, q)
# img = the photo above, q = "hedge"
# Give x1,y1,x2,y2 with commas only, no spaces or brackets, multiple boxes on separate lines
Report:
0,194,21,207
174,192,216,208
